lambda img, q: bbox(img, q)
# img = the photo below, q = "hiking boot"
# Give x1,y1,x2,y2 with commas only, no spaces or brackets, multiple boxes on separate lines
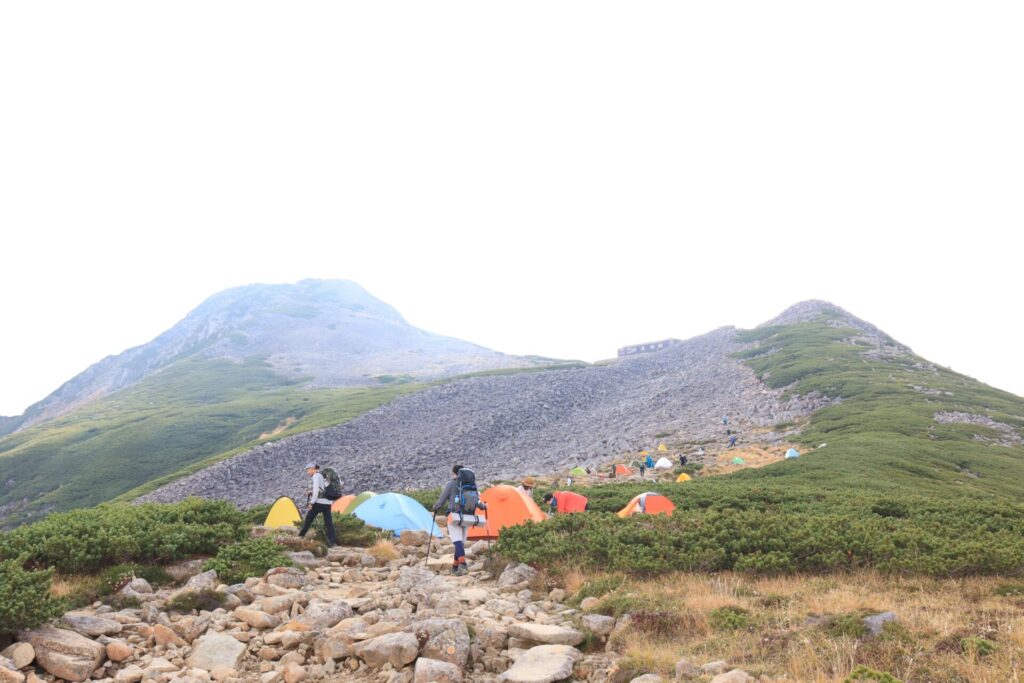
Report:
450,565,460,575
453,564,469,577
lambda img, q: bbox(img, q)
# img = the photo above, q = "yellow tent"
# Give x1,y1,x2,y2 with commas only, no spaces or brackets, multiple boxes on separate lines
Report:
657,443,668,452
676,473,692,483
263,497,301,529
639,450,649,456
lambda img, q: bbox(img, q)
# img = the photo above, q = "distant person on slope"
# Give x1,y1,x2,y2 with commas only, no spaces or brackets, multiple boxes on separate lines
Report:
297,462,337,547
728,434,738,448
432,465,486,576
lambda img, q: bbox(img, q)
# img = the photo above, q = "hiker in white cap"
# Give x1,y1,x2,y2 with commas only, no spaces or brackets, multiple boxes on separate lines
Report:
297,462,337,546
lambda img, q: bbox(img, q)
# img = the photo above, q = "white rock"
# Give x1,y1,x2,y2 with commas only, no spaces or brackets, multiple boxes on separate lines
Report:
507,623,583,646
710,671,754,683
353,632,419,669
113,664,144,683
499,645,581,683
186,633,246,671
414,657,463,683
702,661,729,675
581,614,616,636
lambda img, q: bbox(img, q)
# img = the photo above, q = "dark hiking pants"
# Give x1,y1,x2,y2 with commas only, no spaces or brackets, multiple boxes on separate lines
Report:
298,503,336,546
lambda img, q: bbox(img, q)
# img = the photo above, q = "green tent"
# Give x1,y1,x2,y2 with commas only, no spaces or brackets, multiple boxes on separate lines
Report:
731,457,745,465
570,467,587,477
343,491,376,514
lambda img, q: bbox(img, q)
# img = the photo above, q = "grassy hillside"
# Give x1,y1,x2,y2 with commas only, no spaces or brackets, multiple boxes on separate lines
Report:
500,310,1024,576
0,357,421,527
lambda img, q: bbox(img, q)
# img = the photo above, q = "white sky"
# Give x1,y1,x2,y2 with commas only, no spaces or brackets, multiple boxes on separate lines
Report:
1,1,1022,416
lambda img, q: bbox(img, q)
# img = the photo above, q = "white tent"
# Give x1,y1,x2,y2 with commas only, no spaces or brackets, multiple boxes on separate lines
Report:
654,456,674,470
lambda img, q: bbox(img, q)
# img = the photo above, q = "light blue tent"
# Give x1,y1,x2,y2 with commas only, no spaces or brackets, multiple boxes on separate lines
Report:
353,493,442,537
785,448,800,459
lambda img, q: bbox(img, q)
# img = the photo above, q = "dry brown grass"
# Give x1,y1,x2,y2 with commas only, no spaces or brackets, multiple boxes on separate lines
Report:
367,539,401,564
562,570,1024,682
50,574,98,599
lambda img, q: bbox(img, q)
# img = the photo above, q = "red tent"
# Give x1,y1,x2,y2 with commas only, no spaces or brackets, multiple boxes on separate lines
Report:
614,464,632,476
553,491,588,513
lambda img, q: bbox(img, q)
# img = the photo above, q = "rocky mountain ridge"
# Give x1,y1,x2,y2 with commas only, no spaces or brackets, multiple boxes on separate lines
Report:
2,280,531,435
140,303,871,509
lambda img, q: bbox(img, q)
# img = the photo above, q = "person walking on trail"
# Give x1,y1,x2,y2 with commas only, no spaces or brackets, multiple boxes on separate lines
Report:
679,454,687,467
639,462,646,478
723,416,729,426
432,465,485,576
297,462,337,547
728,434,738,448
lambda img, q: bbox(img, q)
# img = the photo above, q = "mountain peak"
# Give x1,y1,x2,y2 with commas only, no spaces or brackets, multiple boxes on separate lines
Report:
760,300,907,349
5,279,527,433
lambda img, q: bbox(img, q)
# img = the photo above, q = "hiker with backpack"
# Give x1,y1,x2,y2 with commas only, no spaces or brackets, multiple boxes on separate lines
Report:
297,462,342,547
432,465,487,576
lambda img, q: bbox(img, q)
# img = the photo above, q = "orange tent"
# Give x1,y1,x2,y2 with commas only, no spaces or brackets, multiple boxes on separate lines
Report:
614,464,632,476
468,485,547,540
553,491,588,513
617,492,676,517
331,494,355,513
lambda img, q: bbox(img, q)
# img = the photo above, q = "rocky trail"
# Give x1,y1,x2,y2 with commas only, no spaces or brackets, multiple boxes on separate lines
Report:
1,529,767,683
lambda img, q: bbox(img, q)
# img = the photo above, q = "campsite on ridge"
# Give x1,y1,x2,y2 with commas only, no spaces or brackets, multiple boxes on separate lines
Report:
2,291,1024,682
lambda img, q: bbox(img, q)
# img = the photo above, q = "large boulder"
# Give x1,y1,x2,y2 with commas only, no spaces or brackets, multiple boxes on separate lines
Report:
105,641,133,662
61,611,122,637
0,644,34,670
581,614,616,637
414,618,470,668
498,563,539,590
499,645,581,683
315,618,371,661
113,664,144,683
266,567,308,590
0,657,25,683
19,626,105,683
181,569,218,593
235,607,282,630
508,623,584,646
414,657,463,683
294,600,353,630
186,632,247,671
399,530,429,547
286,551,325,569
353,632,419,669
253,593,301,615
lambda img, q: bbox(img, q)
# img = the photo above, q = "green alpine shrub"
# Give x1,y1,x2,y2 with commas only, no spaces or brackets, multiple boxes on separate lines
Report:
0,557,65,635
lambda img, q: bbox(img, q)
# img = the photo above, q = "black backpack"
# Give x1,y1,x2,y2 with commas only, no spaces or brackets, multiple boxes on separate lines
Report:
454,468,480,513
321,468,343,500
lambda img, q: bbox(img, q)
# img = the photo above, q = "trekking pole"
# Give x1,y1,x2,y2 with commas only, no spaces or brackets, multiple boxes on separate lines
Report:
424,516,435,568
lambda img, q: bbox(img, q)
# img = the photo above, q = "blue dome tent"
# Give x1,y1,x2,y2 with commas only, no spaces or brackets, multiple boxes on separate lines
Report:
353,492,442,537
785,448,800,459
